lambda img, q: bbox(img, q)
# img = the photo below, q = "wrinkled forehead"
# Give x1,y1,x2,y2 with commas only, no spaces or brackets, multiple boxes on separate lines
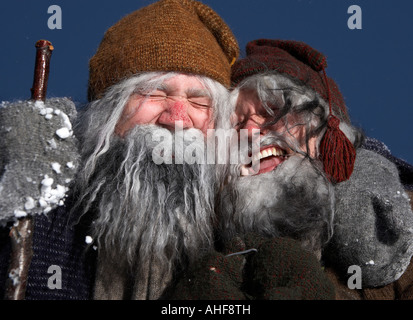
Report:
132,73,207,94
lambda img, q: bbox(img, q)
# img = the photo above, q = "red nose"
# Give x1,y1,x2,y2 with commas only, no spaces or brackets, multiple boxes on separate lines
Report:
158,101,192,129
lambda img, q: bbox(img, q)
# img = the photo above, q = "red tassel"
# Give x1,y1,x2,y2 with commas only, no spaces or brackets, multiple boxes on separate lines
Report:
318,67,356,183
319,115,356,183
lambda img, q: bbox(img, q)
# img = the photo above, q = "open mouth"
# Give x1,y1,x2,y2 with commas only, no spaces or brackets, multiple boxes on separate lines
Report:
240,145,287,176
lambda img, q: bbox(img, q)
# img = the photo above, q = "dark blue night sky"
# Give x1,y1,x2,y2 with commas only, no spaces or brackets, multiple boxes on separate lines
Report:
1,0,412,163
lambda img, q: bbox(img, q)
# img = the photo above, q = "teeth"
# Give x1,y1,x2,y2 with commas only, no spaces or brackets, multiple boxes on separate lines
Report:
275,148,283,156
241,146,286,176
255,146,284,160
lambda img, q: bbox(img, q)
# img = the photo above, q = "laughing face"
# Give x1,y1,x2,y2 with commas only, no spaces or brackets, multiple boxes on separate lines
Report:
217,73,335,258
234,77,322,177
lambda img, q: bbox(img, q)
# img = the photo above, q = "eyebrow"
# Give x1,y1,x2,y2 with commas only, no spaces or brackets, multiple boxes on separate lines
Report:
156,84,211,98
188,88,210,97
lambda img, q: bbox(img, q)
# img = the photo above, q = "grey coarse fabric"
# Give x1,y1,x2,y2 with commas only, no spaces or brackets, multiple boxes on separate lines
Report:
362,137,413,191
0,98,80,225
324,148,413,287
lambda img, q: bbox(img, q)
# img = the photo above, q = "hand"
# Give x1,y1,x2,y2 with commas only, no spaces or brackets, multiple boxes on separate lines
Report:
170,237,248,300
243,233,335,300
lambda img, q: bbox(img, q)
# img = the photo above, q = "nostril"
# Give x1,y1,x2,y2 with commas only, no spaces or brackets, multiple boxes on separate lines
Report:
159,101,192,128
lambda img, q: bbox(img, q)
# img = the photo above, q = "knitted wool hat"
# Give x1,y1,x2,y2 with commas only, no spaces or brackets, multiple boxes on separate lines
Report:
232,39,356,183
88,0,239,101
232,39,349,123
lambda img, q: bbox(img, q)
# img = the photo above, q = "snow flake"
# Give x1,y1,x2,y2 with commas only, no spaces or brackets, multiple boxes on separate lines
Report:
41,175,54,188
51,162,62,174
38,175,69,213
56,127,71,139
24,197,36,210
14,209,27,218
8,269,20,286
34,100,45,108
39,198,48,208
43,206,52,214
56,110,72,131
54,108,73,139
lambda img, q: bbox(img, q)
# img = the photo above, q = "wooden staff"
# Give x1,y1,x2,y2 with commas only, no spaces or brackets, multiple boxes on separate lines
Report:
4,218,34,300
4,40,53,300
31,40,54,101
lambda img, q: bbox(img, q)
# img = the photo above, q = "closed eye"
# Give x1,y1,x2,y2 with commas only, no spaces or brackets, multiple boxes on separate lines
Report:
187,97,211,109
146,93,167,101
142,91,211,109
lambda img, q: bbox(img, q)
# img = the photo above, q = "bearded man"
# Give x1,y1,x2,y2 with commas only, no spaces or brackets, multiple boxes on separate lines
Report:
218,39,363,260
217,39,413,297
0,0,239,300
72,0,239,300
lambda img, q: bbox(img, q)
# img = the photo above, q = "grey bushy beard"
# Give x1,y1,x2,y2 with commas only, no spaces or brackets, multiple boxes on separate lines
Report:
217,132,335,258
73,124,217,282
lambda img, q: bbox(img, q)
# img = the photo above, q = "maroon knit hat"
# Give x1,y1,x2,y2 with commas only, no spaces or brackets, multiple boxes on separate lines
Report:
231,39,356,183
232,39,350,123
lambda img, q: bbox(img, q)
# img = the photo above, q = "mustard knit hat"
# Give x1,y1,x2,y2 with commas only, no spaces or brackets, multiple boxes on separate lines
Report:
88,0,239,101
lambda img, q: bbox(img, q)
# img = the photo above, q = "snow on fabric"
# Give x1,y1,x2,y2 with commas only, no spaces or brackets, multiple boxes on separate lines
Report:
0,98,80,225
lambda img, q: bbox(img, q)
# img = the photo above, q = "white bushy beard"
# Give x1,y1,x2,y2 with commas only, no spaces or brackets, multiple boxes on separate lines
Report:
217,132,335,259
73,124,217,297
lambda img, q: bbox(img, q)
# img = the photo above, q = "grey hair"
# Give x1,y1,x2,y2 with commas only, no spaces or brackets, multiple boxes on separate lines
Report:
230,72,364,156
217,72,354,257
74,72,232,187
218,145,335,259
70,72,232,296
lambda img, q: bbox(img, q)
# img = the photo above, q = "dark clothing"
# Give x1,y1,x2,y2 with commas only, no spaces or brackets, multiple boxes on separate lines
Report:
0,199,96,300
0,137,412,299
